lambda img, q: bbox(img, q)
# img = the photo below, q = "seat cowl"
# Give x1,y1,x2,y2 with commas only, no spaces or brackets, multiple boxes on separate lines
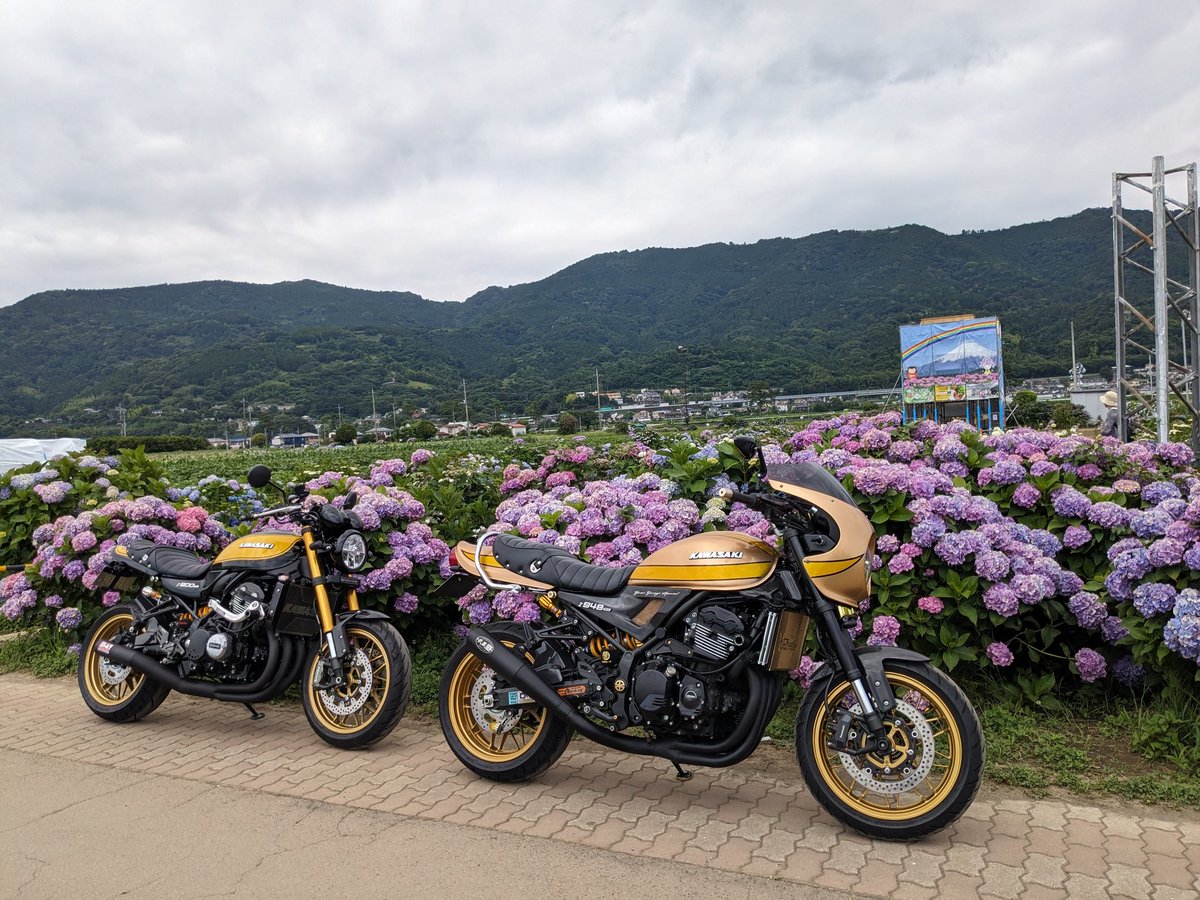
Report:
493,534,635,596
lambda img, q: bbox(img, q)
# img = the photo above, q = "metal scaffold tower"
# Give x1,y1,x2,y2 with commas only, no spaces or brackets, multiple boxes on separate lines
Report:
1112,156,1200,448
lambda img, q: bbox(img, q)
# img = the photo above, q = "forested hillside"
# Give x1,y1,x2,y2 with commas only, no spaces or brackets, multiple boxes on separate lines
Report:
1,207,1146,436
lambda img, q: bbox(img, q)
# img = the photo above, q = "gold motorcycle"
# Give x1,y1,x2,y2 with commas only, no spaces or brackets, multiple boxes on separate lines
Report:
438,437,983,839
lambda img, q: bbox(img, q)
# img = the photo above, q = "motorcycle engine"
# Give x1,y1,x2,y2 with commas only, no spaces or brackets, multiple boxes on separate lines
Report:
182,616,265,681
629,603,751,736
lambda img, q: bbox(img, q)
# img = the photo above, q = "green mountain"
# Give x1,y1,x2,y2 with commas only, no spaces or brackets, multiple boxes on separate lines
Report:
1,207,1150,436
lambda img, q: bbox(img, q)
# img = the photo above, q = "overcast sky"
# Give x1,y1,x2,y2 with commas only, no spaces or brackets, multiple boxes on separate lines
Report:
3,1,1199,306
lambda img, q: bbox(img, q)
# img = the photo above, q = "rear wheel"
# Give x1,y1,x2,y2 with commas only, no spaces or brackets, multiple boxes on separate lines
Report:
440,624,573,782
796,659,983,840
302,620,411,749
78,605,171,722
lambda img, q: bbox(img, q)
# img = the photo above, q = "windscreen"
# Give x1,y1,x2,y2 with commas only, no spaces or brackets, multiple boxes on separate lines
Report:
765,462,856,506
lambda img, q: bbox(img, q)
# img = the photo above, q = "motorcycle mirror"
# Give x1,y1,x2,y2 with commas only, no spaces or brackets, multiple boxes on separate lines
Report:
733,435,758,460
247,465,272,488
344,491,358,510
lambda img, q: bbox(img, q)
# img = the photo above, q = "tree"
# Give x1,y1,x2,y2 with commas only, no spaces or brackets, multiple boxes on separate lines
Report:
557,413,579,434
488,422,511,437
333,423,357,444
409,419,437,440
748,379,775,411
250,432,267,447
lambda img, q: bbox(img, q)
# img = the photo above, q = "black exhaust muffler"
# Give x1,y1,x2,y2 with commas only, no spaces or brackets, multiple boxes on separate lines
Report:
465,627,775,767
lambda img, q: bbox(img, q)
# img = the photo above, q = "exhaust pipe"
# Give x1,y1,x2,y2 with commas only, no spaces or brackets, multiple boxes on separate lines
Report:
96,629,296,705
465,627,775,767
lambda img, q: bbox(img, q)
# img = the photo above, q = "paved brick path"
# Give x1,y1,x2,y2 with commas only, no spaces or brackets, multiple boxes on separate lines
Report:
3,673,1198,898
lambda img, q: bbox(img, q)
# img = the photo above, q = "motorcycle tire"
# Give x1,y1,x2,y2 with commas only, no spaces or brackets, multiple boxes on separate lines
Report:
78,604,171,722
302,620,411,750
796,658,984,841
440,623,573,782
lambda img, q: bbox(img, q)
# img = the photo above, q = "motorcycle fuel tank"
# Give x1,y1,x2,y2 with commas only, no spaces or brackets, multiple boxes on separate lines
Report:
629,532,778,590
212,532,303,571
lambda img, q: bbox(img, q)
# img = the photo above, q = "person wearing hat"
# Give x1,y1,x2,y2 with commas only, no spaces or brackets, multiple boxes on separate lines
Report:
1100,390,1119,437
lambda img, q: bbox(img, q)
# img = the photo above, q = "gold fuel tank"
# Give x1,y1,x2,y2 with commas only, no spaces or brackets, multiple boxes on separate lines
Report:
629,532,778,590
212,532,304,570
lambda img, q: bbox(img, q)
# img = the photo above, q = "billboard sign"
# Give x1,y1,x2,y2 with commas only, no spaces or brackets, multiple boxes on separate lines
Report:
900,317,1002,406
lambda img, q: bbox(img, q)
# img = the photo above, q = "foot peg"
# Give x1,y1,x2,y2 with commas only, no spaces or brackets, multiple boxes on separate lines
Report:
244,703,265,720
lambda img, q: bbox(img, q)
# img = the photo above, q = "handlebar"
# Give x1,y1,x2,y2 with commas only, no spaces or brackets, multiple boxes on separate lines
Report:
252,503,303,521
717,486,761,508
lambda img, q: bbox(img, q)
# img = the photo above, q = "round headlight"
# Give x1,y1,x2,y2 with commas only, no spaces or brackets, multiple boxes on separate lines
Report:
335,531,368,571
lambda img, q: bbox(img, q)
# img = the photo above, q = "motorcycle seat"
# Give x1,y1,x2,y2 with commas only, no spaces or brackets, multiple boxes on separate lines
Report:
492,534,635,595
120,539,212,580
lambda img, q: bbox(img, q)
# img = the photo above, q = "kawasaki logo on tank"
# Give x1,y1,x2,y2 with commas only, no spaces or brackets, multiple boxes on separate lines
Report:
238,542,276,549
689,550,744,560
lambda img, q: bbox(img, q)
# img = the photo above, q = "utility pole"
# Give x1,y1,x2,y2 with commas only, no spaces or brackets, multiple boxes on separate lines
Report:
118,405,127,437
371,388,377,421
337,405,342,427
462,379,470,427
596,368,602,428
1070,321,1079,389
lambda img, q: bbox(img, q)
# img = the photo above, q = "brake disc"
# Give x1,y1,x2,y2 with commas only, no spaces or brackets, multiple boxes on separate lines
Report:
836,698,937,795
468,667,518,735
316,647,374,716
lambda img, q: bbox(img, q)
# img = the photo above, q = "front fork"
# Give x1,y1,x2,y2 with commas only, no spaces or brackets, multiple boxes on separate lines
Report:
783,530,896,754
301,527,357,688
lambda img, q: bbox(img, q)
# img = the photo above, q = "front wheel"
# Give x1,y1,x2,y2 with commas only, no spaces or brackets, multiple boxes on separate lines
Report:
439,624,573,782
78,605,171,722
302,620,411,749
796,659,984,840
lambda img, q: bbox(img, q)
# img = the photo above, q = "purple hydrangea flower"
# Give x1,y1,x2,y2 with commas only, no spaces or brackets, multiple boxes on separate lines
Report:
984,584,1019,618
1132,582,1177,618
1067,592,1106,629
1062,525,1093,550
1011,483,1041,509
986,641,1014,667
1074,648,1107,683
866,615,901,647
1051,486,1091,519
917,596,944,615
55,607,83,630
1112,656,1145,686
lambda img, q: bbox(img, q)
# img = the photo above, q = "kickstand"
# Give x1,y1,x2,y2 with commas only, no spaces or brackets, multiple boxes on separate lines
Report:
672,762,693,781
244,703,265,721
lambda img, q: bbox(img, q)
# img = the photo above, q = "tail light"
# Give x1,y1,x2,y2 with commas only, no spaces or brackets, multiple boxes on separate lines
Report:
448,548,458,568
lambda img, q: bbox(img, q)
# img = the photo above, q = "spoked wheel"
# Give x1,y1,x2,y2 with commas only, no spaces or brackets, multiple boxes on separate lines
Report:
440,624,572,782
302,620,411,749
78,605,170,722
796,659,984,840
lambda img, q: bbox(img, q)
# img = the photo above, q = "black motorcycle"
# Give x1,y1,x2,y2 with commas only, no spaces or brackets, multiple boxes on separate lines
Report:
79,465,411,748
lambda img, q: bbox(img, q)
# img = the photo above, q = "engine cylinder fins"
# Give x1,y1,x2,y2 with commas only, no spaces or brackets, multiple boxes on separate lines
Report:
588,633,643,658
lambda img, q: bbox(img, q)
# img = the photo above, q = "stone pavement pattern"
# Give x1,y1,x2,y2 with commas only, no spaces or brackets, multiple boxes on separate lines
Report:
2,673,1198,899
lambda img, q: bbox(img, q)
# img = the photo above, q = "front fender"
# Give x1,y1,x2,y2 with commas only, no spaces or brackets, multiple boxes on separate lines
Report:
814,645,930,715
328,609,393,657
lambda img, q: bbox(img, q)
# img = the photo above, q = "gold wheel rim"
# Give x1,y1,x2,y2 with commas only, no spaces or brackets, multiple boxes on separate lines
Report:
83,612,146,706
447,640,547,763
811,671,963,821
306,626,390,735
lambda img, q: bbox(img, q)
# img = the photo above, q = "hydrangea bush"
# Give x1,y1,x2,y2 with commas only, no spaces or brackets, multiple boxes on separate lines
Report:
4,422,1200,705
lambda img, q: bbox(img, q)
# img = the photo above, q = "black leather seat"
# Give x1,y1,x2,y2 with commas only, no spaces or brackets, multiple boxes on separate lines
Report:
122,539,211,580
492,534,635,595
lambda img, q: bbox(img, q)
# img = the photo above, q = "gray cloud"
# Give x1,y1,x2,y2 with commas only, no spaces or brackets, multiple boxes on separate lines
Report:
3,1,1199,305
